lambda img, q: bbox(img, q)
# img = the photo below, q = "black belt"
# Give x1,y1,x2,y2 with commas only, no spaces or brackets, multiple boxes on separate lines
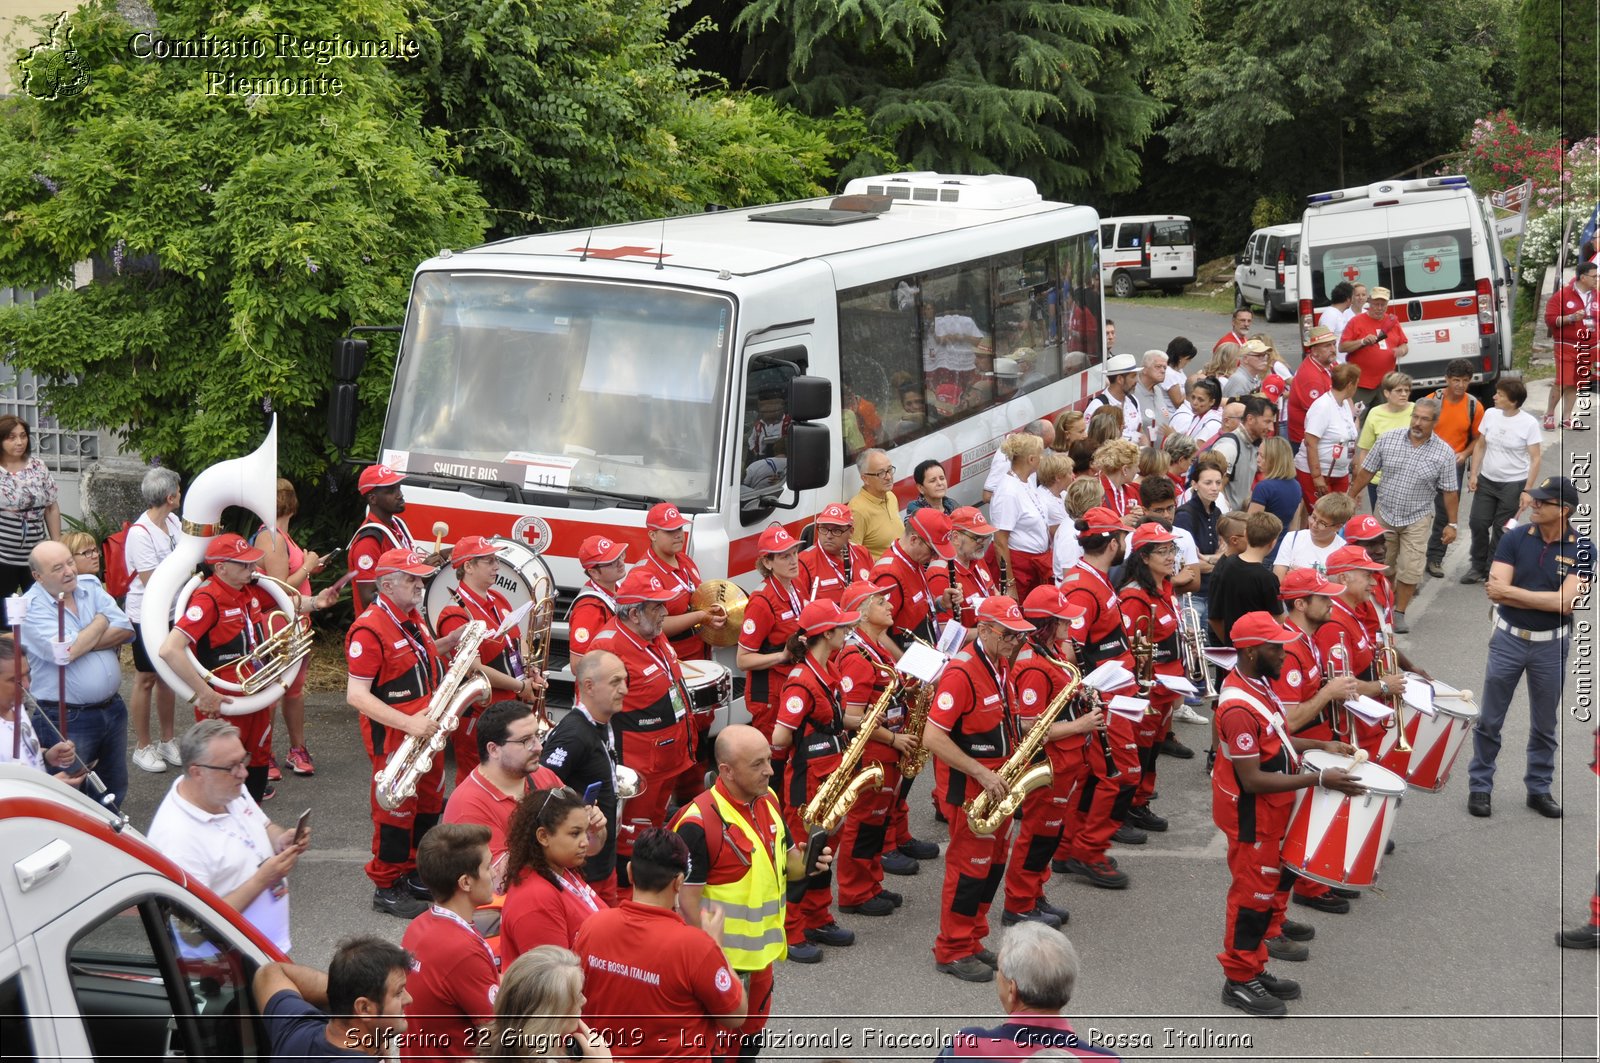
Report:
36,695,119,712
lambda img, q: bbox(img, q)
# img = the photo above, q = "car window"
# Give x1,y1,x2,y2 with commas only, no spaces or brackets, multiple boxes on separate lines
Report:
1,975,37,1063
1117,223,1142,249
1151,220,1192,247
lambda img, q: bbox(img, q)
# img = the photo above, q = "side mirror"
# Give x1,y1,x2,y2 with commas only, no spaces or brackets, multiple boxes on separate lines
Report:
785,424,830,492
1234,253,1245,266
334,338,369,380
788,375,832,421
328,382,359,451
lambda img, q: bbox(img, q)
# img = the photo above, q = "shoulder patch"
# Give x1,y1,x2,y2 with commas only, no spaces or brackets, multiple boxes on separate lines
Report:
185,605,203,622
348,640,364,659
839,675,854,693
574,627,589,643
1285,669,1302,688
786,695,804,714
1021,688,1038,706
357,554,374,570
715,967,734,993
936,691,954,711
544,747,568,768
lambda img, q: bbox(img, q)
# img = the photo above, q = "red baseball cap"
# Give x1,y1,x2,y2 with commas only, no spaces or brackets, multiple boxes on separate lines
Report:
815,503,854,527
614,568,677,605
1079,507,1127,536
1021,584,1085,622
579,535,627,568
1230,611,1301,647
205,533,265,565
1343,515,1384,542
1278,568,1344,600
976,595,1034,632
450,535,498,567
840,581,883,612
908,508,956,560
1324,545,1385,574
951,506,997,536
1129,522,1177,550
374,547,433,577
757,525,801,556
646,502,691,531
798,600,860,636
1260,374,1287,402
358,464,406,494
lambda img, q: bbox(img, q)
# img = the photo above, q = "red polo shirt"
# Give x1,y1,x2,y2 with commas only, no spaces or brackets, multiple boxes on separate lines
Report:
501,867,603,966
835,637,905,768
871,543,940,639
1286,357,1332,444
435,584,522,703
346,596,442,716
636,551,707,660
567,583,616,659
399,906,499,1061
797,542,872,604
928,558,999,628
575,901,745,1063
1341,312,1407,390
1275,629,1328,740
442,765,563,862
347,514,416,605
175,578,277,686
587,619,693,777
738,578,806,706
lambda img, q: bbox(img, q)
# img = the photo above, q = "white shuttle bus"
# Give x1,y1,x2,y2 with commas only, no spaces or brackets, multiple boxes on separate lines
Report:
371,172,1106,708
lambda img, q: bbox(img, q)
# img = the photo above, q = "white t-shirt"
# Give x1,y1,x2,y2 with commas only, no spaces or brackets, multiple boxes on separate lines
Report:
1086,390,1143,443
990,473,1050,553
1052,520,1083,583
1162,365,1188,397
1171,524,1200,565
1169,405,1223,444
1294,393,1360,477
1477,407,1543,482
123,511,181,622
1319,305,1356,361
1273,530,1344,573
148,780,290,952
0,711,45,772
1038,484,1068,529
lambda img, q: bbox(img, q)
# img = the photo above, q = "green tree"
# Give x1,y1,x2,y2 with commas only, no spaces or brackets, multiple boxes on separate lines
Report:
0,0,487,484
718,0,1183,198
1515,0,1597,140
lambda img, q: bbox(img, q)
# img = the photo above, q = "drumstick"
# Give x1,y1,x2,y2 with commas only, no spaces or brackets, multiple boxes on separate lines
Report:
7,595,24,759
1347,749,1368,769
432,521,449,554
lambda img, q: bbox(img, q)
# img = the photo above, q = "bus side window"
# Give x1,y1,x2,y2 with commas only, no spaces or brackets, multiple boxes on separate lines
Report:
920,264,993,419
995,243,1061,393
1059,230,1102,372
839,280,921,460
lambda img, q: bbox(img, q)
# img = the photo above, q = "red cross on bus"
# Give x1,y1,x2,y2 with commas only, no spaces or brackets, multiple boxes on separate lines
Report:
1342,265,1361,282
1423,256,1441,272
567,244,673,261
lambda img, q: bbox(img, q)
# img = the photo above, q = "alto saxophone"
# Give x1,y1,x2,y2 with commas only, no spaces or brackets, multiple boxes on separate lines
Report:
375,620,493,811
802,662,895,833
964,658,1082,836
897,679,934,778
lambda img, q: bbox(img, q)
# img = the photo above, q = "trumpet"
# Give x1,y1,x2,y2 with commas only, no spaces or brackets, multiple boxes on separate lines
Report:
1324,635,1354,741
1378,623,1410,753
1130,614,1157,707
1178,594,1216,700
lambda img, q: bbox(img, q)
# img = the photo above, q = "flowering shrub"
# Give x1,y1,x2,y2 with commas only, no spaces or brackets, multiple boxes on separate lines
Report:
1518,210,1566,285
1456,110,1567,207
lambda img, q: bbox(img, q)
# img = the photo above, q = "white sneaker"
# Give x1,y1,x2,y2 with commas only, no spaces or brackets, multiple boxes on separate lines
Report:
158,739,182,766
1174,704,1210,725
132,744,167,773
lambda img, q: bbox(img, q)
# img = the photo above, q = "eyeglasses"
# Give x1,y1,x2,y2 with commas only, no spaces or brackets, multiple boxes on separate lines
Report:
1529,498,1560,509
535,785,575,819
866,467,895,479
1147,546,1179,557
1309,515,1337,529
74,548,100,558
195,759,249,774
501,735,540,748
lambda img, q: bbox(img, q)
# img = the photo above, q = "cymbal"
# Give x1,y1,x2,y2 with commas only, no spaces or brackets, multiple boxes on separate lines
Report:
691,579,749,648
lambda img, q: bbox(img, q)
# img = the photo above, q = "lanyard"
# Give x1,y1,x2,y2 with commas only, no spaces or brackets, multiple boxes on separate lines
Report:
889,542,936,610
1099,475,1128,517
426,905,496,963
556,869,601,913
771,576,803,619
646,552,697,597
581,580,617,612
800,655,843,725
616,623,689,720
1075,561,1119,609
377,597,435,692
456,584,521,664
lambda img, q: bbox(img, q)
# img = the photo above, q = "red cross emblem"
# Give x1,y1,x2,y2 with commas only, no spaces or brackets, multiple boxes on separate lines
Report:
1423,256,1441,273
1342,265,1361,282
568,244,672,262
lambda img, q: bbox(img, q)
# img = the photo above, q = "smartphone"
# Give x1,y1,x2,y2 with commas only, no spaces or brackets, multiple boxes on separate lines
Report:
582,780,604,806
801,828,829,878
316,546,343,561
293,809,312,847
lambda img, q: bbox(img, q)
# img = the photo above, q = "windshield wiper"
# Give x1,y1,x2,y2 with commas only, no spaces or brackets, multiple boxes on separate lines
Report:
562,483,664,509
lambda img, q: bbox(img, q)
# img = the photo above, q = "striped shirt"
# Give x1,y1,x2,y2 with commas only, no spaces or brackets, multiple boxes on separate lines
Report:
1362,428,1458,527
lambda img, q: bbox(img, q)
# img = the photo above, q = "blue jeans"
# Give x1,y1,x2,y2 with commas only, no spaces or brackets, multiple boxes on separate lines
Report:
1466,627,1563,796
33,695,129,809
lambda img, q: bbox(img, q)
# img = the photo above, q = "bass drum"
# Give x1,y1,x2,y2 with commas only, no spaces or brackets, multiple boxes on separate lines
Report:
423,536,554,634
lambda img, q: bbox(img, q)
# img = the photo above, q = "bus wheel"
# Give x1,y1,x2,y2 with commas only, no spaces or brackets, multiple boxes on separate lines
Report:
1112,271,1135,299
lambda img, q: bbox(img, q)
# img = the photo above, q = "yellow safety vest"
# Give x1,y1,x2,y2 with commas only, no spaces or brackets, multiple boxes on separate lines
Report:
694,786,788,972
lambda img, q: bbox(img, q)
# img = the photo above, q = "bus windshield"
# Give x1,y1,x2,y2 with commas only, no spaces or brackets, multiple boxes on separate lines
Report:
383,272,734,509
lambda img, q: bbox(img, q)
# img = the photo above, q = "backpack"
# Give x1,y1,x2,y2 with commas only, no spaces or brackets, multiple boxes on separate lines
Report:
101,521,134,600
1427,389,1479,444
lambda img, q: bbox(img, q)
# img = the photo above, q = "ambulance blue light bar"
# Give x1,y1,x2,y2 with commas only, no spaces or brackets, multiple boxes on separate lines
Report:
1306,174,1471,205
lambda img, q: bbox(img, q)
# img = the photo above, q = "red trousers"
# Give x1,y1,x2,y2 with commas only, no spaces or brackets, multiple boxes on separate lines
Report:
1059,713,1142,863
885,770,915,850
781,804,835,943
713,962,774,1063
836,761,900,906
1295,470,1350,511
672,711,716,803
1133,693,1177,808
1007,548,1053,604
202,705,274,768
1003,746,1086,912
1217,805,1297,982
361,718,445,888
933,801,1012,964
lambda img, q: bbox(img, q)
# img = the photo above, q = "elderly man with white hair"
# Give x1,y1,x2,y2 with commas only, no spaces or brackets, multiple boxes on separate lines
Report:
936,922,1118,1060
848,448,905,560
1130,349,1175,443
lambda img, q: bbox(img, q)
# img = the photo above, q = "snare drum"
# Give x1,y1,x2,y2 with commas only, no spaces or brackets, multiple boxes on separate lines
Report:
424,536,554,633
680,660,733,718
1375,687,1480,792
1280,749,1405,890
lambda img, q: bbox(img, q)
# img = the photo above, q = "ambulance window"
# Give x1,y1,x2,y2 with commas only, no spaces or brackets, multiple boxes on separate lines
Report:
1397,234,1464,295
1317,244,1383,302
0,975,37,1063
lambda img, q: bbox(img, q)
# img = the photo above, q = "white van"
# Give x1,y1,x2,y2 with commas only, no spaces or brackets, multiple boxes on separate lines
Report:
1298,175,1513,390
1234,222,1300,321
1099,214,1196,297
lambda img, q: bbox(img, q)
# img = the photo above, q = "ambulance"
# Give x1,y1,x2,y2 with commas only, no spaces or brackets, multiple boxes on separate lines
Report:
0,764,281,1062
1297,175,1514,391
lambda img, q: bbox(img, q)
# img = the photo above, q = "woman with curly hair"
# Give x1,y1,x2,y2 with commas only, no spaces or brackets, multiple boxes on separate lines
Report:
499,787,603,966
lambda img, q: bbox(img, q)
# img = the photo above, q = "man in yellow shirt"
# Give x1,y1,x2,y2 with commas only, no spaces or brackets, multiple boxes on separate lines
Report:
849,449,905,560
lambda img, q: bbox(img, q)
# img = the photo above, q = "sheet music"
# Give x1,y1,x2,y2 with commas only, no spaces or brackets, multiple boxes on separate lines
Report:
935,620,966,656
1084,661,1135,692
897,641,949,684
1402,672,1435,717
1203,648,1239,671
1343,695,1395,725
1155,673,1199,695
493,601,534,640
1106,695,1149,720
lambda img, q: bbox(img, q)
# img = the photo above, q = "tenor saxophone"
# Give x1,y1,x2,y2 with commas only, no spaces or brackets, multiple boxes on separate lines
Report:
802,661,894,833
896,679,934,778
375,620,493,811
964,658,1082,836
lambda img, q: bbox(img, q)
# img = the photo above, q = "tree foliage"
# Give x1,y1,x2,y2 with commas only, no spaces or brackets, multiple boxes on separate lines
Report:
1514,0,1598,141
0,0,487,484
712,0,1182,199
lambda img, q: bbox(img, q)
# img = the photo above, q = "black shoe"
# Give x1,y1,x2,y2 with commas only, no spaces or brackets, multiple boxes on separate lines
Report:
400,873,431,901
1222,978,1287,1018
1002,906,1063,928
787,941,823,964
1328,887,1361,900
933,804,948,824
1425,559,1444,579
1278,919,1315,942
1265,936,1309,962
1460,569,1488,584
372,885,428,919
881,851,919,876
936,956,994,982
973,948,998,968
1111,823,1148,845
1159,734,1195,759
839,895,895,917
1125,805,1169,832
1385,839,1396,854
1556,924,1600,949
1062,858,1129,890
877,889,904,908
804,921,855,947
899,838,940,860
1292,892,1351,914
1526,793,1563,818
1255,970,1303,1000
1467,791,1492,817
1035,900,1069,925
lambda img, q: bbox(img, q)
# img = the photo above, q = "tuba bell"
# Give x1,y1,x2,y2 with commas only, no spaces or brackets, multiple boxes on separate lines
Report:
139,418,308,715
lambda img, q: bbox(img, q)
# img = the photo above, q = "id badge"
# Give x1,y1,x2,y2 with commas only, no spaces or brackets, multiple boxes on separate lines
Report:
669,680,688,721
1377,334,1388,350
507,644,526,679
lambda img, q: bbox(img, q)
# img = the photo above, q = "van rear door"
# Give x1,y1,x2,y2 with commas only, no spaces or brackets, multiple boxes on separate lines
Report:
1386,197,1485,384
1147,219,1195,286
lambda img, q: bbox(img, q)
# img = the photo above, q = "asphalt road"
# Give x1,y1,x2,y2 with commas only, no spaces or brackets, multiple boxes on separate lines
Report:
1108,295,1305,376
107,309,1596,1061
